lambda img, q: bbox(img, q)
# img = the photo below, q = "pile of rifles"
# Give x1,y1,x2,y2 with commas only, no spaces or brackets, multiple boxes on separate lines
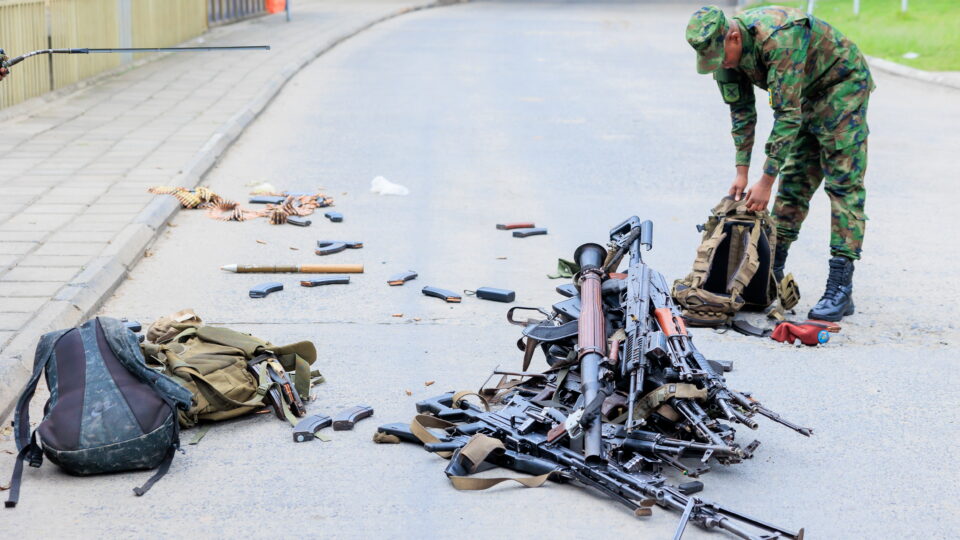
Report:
378,216,812,540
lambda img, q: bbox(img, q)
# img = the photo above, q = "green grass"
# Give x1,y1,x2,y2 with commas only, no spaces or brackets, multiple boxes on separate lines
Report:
748,0,960,71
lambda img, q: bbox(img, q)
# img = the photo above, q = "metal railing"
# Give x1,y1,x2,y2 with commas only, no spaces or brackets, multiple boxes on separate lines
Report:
0,0,210,110
208,0,266,26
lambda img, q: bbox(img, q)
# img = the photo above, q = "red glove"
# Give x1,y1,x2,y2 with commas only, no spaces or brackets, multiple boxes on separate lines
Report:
771,322,830,346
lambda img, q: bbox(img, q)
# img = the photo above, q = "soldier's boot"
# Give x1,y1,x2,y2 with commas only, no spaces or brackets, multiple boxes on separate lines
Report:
772,243,790,284
808,256,855,322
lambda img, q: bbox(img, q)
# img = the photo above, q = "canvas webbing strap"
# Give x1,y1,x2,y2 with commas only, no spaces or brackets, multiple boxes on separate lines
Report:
262,359,301,426
452,391,490,412
445,434,559,491
611,383,708,424
778,273,800,311
410,414,459,458
480,375,526,405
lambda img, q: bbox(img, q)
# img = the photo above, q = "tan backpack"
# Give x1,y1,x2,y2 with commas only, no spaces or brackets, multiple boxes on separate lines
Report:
672,197,799,327
140,310,322,427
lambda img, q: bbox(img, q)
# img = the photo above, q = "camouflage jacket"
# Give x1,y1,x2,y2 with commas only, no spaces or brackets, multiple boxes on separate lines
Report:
715,7,875,175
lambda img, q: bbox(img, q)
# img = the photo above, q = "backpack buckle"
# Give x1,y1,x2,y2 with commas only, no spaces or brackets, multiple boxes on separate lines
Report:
27,445,43,468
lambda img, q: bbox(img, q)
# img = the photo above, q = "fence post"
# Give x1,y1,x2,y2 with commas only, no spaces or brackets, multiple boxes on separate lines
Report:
806,0,815,15
901,0,908,12
118,0,132,65
853,0,859,16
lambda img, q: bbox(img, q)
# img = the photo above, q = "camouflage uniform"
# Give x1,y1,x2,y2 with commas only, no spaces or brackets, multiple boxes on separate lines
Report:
688,6,874,260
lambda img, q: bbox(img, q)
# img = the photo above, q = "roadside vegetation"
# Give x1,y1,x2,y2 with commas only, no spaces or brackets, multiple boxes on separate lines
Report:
749,0,960,71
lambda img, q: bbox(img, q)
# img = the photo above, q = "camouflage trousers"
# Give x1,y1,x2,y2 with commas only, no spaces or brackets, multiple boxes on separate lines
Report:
773,108,868,260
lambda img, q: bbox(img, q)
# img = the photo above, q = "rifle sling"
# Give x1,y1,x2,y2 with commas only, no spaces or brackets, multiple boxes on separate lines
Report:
521,337,539,371
612,383,707,424
445,434,558,491
410,415,459,458
522,320,579,342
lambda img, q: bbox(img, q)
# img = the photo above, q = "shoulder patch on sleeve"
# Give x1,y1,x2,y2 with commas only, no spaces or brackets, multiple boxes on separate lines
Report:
722,83,741,104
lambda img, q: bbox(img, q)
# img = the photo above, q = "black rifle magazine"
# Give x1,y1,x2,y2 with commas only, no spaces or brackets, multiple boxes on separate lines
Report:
300,276,350,287
249,195,287,204
512,228,548,238
287,216,311,227
250,282,283,298
422,286,462,303
332,405,374,431
387,271,418,286
292,414,333,443
465,287,515,303
555,283,578,298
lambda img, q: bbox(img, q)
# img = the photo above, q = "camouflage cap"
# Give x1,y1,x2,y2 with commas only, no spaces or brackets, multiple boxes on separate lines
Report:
686,6,728,74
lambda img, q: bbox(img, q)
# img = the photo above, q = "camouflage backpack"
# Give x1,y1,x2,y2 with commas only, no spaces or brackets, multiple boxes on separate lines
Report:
139,310,321,428
672,197,800,326
6,317,194,508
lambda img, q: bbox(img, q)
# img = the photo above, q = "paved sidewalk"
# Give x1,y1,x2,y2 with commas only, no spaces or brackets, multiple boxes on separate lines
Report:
0,0,449,419
867,56,960,91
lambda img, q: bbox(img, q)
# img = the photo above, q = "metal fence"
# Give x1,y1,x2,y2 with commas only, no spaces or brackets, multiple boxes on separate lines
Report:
208,0,265,26
0,0,49,109
0,0,211,110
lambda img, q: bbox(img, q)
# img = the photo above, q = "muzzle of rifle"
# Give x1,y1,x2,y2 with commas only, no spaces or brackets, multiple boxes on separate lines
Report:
574,242,608,465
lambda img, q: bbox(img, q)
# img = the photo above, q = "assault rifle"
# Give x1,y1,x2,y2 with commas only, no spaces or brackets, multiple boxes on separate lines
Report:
380,392,804,540
646,271,813,438
607,217,653,431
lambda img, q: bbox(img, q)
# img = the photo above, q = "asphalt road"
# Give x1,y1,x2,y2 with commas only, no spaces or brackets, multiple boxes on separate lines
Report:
4,1,959,538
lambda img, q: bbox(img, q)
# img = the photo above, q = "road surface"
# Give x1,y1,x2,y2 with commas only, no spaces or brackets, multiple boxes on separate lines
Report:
4,1,958,538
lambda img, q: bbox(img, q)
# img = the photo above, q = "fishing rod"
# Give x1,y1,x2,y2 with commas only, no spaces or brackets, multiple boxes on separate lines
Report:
0,45,270,70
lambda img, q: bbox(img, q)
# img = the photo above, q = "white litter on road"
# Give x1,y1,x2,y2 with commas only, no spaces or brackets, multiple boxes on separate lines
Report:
370,176,410,195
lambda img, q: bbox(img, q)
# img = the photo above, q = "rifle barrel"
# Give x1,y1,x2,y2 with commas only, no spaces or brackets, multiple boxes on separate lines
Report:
4,45,269,68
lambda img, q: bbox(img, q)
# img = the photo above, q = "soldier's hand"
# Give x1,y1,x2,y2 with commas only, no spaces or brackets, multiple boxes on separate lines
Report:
744,174,776,212
0,66,8,82
729,167,749,200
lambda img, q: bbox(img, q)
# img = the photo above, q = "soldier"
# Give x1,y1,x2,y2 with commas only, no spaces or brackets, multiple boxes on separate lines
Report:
686,5,873,322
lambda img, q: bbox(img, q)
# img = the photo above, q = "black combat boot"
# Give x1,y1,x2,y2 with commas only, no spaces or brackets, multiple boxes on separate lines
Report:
808,256,855,322
772,243,790,283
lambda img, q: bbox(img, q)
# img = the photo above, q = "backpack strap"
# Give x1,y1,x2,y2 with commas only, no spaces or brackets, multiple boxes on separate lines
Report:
683,222,728,290
270,341,318,401
100,317,193,410
132,444,176,497
5,432,40,508
132,394,182,498
247,357,301,426
724,220,762,298
6,328,69,508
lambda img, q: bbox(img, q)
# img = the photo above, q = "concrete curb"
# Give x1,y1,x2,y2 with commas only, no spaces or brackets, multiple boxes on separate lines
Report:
0,0,462,423
867,55,960,91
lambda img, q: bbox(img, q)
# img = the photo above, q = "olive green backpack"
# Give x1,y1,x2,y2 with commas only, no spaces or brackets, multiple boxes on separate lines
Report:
140,310,322,427
672,197,799,327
